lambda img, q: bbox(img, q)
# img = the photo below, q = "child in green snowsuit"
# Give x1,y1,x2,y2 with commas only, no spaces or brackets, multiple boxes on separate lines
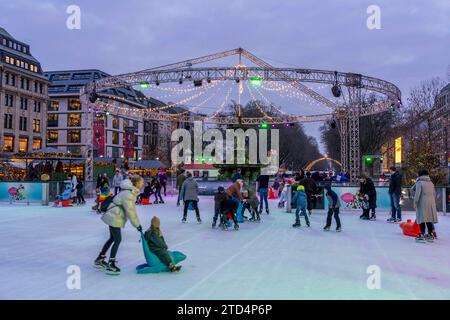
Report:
144,216,181,272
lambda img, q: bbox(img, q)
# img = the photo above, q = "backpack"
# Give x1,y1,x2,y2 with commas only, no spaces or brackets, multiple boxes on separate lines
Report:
98,195,117,214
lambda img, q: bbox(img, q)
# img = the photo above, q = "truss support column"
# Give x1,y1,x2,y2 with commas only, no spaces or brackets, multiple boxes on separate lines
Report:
347,87,361,183
338,111,348,174
81,91,95,196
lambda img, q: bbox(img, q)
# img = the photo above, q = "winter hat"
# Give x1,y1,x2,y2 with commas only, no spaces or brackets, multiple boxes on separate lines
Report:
296,185,305,191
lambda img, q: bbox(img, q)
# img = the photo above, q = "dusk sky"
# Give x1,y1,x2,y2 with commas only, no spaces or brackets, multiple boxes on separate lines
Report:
1,0,449,151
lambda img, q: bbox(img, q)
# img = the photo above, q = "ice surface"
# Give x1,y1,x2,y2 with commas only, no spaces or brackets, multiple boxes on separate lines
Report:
0,196,449,300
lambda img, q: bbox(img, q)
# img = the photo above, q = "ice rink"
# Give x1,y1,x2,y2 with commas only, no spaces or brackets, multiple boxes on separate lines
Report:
1,196,449,300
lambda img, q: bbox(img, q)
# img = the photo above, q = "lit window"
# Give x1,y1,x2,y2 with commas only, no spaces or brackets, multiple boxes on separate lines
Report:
10,57,14,64
16,60,20,67
5,56,9,63
67,113,81,127
33,119,41,133
32,138,42,150
49,100,59,111
68,99,81,110
19,137,28,152
47,130,58,144
68,130,81,143
20,61,24,68
3,136,14,152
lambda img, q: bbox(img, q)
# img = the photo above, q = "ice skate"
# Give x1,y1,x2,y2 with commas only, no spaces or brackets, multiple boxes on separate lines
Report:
336,227,342,232
432,231,438,239
323,226,330,231
306,221,310,227
266,209,270,215
197,217,202,224
169,263,182,272
181,217,187,223
415,234,426,243
425,234,435,242
395,218,402,223
386,217,396,223
105,259,120,275
234,223,239,231
292,221,301,228
370,215,376,221
94,255,108,269
212,221,217,229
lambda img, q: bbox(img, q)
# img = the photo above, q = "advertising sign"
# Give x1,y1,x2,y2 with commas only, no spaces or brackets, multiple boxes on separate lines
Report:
0,182,43,204
93,118,106,157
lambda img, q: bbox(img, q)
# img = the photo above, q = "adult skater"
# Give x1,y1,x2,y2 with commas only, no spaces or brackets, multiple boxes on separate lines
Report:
176,169,187,206
144,216,182,272
226,179,244,204
323,184,341,232
358,174,377,220
112,170,123,195
68,173,77,204
413,170,438,243
137,181,153,204
151,177,164,204
158,168,168,196
256,173,270,214
388,166,402,222
180,172,201,223
94,175,144,275
300,171,317,215
75,179,86,205
292,185,310,228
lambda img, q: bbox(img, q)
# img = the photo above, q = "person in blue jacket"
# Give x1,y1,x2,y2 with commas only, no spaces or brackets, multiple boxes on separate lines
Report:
292,185,310,227
323,184,341,232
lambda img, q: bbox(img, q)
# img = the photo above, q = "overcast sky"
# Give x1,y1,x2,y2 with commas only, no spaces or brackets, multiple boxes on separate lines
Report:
1,0,449,152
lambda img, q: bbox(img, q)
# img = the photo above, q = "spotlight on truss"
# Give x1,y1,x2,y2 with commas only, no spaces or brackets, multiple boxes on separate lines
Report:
331,84,341,97
194,80,203,87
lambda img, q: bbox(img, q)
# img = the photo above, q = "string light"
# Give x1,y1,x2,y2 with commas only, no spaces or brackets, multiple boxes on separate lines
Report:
245,81,272,120
208,83,234,119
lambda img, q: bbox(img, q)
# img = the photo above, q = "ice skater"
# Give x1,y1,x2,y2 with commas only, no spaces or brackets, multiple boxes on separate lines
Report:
94,175,144,275
413,169,438,243
144,216,182,272
323,184,341,232
213,186,228,228
292,185,310,228
180,172,201,223
358,174,377,220
75,179,86,205
243,188,260,222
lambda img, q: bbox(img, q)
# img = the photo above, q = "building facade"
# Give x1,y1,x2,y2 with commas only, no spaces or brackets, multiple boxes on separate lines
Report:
0,27,49,154
430,83,450,168
44,69,167,162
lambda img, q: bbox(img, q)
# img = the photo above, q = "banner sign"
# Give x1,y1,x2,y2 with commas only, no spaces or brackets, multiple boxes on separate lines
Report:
93,118,106,157
124,126,135,159
0,182,43,203
324,186,392,210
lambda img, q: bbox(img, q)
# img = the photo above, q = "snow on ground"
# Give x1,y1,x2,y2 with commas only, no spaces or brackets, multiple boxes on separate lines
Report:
0,196,449,300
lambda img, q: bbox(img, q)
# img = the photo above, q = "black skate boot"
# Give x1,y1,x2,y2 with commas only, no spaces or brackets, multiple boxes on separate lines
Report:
182,217,187,223
306,221,310,227
292,221,301,228
370,214,376,221
197,217,202,224
266,209,270,215
105,258,120,275
212,219,217,229
234,223,239,231
386,217,396,223
94,254,108,269
336,227,342,232
169,263,182,272
323,226,330,231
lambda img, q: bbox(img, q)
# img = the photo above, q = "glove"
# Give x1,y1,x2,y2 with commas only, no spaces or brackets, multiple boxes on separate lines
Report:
137,225,142,232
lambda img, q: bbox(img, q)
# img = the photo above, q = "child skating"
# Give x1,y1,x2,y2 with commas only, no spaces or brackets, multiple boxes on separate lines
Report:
323,184,341,232
292,185,310,227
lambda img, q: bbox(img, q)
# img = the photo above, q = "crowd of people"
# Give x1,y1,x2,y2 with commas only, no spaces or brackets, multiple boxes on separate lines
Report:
85,165,440,275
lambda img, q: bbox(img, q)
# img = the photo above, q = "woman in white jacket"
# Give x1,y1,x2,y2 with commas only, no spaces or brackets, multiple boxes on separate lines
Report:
94,175,144,275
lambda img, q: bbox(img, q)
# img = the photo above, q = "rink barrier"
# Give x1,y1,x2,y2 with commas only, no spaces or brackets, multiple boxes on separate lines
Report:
0,182,47,205
288,184,448,215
